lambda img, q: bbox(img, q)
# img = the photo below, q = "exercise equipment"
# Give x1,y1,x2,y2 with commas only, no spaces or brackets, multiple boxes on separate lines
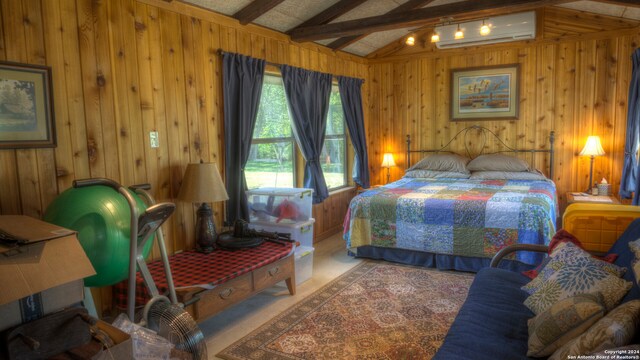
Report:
43,182,154,287
129,184,207,360
48,178,206,359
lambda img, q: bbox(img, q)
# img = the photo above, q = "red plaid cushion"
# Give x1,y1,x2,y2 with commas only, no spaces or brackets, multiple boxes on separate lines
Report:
113,241,294,309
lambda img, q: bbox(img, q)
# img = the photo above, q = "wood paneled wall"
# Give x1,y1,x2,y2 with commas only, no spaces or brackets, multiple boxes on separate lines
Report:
367,24,640,211
0,0,366,314
0,0,367,242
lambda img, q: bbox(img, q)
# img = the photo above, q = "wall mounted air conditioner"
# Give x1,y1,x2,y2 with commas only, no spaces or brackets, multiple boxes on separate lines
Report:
435,11,536,49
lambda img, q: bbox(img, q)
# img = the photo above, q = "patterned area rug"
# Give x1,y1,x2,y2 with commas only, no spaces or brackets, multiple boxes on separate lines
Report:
217,261,474,360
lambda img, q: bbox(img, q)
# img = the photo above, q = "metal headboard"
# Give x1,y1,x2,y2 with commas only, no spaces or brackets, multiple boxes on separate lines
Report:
406,125,555,179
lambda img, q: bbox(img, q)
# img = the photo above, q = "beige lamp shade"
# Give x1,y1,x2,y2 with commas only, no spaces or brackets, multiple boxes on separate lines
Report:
177,162,229,203
579,136,605,157
381,153,396,168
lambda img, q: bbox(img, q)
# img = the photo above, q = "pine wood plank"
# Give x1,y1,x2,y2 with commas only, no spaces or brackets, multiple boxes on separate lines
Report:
76,0,107,179
42,0,75,191
60,0,91,184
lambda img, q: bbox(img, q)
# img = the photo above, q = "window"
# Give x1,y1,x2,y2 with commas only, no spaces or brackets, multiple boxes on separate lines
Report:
245,75,295,189
246,74,348,191
321,86,347,189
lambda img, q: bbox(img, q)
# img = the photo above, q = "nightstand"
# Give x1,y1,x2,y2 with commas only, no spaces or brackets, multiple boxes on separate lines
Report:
566,192,620,205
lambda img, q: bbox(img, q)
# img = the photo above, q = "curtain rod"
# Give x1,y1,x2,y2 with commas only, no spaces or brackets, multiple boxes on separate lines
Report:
217,49,365,83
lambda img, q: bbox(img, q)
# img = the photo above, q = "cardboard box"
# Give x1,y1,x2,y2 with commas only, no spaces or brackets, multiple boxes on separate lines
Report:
92,320,133,360
0,215,95,331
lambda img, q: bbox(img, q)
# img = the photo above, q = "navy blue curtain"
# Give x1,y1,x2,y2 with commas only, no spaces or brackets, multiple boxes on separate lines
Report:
338,76,370,188
280,65,332,204
222,52,265,223
620,48,640,204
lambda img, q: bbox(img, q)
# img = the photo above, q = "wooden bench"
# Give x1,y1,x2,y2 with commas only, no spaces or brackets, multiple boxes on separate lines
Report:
113,241,295,322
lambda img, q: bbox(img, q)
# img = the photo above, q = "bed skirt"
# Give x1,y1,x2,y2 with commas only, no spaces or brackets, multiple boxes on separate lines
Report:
351,246,538,273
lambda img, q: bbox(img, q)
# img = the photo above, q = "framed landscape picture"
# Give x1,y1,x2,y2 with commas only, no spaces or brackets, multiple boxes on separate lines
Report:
450,64,519,121
0,61,55,148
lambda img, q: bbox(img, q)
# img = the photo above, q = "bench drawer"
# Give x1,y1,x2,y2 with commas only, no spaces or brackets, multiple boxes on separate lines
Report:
192,273,253,320
253,255,294,292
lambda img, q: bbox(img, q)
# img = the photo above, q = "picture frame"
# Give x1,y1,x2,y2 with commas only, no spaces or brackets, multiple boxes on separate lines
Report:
0,61,55,149
450,64,519,121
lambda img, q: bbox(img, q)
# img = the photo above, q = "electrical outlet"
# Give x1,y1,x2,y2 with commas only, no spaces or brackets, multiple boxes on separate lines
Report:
150,131,159,148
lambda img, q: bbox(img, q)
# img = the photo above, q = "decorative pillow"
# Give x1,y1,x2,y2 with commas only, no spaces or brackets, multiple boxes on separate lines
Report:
523,256,632,314
522,230,619,280
408,153,470,173
523,257,551,280
630,238,640,257
548,229,584,254
549,300,640,360
469,170,547,180
403,169,470,179
523,229,582,280
527,293,606,357
467,154,530,172
522,242,626,295
631,239,640,285
634,260,640,286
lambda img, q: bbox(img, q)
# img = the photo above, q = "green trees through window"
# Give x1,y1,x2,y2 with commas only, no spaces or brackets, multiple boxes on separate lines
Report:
245,74,347,190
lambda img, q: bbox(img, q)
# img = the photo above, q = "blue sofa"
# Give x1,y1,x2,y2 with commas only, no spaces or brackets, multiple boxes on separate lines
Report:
434,218,640,360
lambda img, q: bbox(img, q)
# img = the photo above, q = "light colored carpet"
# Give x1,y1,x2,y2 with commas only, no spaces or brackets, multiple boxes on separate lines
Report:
216,261,474,360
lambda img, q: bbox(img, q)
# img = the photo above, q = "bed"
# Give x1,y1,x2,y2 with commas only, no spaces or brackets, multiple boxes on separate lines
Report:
344,126,558,272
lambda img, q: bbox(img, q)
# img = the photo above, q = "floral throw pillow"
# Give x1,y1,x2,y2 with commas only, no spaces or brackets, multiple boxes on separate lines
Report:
522,243,625,296
523,256,632,314
527,293,606,357
549,300,640,360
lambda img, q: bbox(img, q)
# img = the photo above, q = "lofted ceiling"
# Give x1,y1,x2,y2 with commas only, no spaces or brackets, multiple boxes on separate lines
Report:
182,0,640,57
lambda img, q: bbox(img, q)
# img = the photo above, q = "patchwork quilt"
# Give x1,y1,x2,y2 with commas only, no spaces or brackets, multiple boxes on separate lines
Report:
344,177,557,265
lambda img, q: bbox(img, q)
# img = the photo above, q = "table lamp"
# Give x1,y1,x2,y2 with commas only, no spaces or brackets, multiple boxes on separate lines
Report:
579,135,605,192
177,162,229,253
381,153,396,184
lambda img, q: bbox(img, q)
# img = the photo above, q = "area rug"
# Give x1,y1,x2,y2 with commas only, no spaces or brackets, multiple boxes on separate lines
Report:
217,261,474,360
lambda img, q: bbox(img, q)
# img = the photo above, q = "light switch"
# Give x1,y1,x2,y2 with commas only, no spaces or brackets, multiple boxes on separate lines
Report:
150,131,159,148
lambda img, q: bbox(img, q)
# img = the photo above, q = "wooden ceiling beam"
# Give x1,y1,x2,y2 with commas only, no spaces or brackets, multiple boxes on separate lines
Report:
233,0,286,25
328,0,436,51
287,0,371,33
290,0,570,42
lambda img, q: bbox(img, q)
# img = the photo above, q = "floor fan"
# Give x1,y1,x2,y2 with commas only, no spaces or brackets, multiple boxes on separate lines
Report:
72,179,207,360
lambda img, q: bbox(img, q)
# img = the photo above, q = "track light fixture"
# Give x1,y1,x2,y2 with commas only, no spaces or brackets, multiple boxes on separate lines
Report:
405,35,415,46
454,24,464,40
480,19,491,36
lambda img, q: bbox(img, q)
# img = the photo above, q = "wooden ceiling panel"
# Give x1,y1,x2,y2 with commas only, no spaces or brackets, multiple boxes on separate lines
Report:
234,0,286,25
290,0,569,42
183,0,640,57
328,0,437,50
543,7,639,38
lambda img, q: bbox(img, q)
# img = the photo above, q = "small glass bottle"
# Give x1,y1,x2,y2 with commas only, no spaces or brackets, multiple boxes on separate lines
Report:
591,183,598,196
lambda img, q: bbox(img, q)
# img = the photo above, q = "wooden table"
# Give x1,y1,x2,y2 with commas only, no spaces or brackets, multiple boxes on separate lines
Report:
566,192,620,205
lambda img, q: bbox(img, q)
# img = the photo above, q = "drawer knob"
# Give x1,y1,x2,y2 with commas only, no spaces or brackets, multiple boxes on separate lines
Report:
219,287,234,299
268,267,280,277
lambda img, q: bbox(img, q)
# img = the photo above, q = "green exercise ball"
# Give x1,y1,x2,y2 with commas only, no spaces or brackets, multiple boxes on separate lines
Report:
43,185,154,287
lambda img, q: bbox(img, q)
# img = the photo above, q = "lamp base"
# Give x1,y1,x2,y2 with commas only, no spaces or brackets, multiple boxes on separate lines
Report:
585,155,595,194
195,203,217,253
